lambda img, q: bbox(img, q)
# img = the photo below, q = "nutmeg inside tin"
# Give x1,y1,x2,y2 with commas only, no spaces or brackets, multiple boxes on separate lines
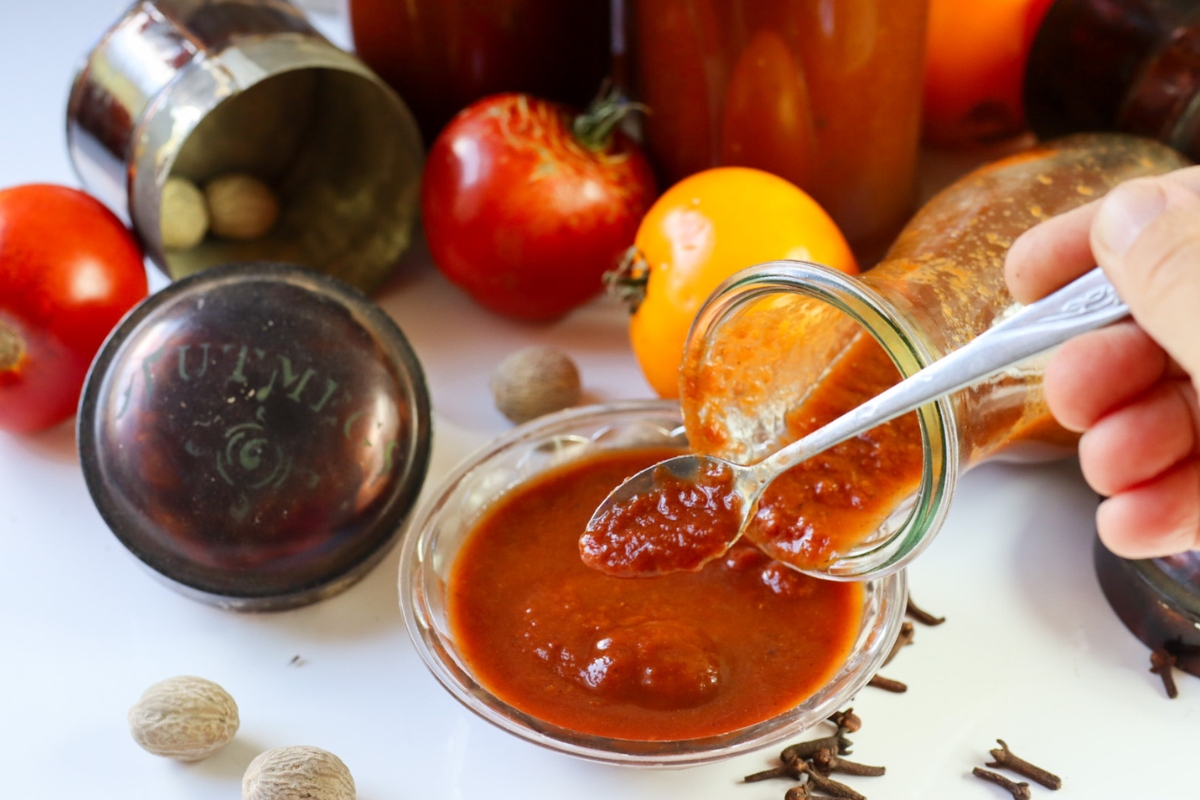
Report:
67,0,424,296
77,263,432,610
158,61,423,295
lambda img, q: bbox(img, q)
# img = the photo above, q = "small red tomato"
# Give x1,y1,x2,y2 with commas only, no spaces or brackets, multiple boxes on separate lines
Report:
0,184,148,434
421,91,657,321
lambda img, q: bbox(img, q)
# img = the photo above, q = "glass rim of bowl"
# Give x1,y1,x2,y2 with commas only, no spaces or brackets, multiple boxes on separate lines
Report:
398,398,907,767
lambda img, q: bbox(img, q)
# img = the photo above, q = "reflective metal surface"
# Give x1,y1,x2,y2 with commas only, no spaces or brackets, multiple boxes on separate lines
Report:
78,263,432,610
67,0,423,294
1095,539,1200,676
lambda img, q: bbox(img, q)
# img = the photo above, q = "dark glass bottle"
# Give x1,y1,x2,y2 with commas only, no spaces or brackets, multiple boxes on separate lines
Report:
622,0,928,253
348,0,611,144
1024,0,1200,160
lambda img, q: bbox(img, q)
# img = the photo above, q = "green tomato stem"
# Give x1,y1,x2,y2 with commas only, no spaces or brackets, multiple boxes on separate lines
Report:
572,82,646,152
603,246,649,314
0,319,23,373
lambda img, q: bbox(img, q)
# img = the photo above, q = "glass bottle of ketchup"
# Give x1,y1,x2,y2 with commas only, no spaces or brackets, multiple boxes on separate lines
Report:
348,0,611,144
679,134,1187,580
622,0,928,255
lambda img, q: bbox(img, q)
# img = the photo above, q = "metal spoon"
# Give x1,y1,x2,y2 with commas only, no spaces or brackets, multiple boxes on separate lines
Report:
583,267,1128,575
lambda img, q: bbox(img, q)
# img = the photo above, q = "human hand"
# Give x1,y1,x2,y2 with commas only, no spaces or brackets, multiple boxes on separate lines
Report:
1005,167,1200,559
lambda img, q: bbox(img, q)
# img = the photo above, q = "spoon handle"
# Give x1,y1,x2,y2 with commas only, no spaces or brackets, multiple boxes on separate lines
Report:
758,267,1127,477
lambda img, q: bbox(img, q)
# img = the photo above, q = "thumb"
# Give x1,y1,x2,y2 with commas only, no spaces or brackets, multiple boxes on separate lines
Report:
1091,172,1200,381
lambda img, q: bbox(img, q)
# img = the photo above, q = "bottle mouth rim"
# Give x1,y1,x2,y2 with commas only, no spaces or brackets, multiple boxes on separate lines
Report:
684,258,960,581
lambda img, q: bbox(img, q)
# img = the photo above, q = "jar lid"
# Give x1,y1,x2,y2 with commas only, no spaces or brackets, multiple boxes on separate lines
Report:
78,263,432,611
1094,537,1200,677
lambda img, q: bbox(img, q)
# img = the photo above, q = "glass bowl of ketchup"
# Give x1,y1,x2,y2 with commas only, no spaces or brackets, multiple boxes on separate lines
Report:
399,399,905,767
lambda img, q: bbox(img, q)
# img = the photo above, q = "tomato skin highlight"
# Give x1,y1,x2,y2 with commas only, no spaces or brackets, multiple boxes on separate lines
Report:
421,93,657,321
0,184,148,434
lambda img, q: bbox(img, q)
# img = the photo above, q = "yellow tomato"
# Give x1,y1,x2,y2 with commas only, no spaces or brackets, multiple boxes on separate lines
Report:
627,167,857,398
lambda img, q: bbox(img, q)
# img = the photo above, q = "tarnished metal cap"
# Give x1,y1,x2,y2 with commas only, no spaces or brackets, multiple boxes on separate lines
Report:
78,263,432,610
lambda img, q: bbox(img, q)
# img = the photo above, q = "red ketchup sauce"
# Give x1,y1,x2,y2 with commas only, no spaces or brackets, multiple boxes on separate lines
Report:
447,447,862,741
748,332,925,569
584,332,925,578
579,457,742,577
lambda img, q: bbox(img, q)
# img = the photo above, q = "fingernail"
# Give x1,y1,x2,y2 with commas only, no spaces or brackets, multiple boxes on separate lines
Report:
1094,180,1168,257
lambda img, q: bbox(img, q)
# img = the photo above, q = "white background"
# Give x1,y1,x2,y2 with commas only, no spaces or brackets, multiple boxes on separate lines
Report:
0,1,1196,798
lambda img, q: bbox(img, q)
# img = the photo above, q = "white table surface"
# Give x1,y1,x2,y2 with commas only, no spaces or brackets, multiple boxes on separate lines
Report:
1,2,1196,798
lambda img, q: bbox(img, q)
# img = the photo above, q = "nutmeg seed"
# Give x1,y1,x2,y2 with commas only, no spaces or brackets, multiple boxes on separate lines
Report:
206,173,279,240
127,675,239,761
243,745,355,800
491,346,582,424
160,176,209,250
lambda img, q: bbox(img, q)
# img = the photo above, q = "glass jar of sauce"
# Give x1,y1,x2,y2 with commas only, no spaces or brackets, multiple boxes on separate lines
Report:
623,0,928,254
348,0,611,143
680,134,1187,579
1025,0,1200,162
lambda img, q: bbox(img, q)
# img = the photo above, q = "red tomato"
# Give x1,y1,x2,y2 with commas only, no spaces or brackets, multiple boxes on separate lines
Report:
0,185,149,434
421,92,657,320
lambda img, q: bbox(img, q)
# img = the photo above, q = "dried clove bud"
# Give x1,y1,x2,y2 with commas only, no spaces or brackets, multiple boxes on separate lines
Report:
867,674,907,693
742,761,804,783
827,708,862,733
784,784,815,800
973,767,1031,799
883,621,915,667
1150,647,1179,699
986,739,1061,790
906,594,946,626
812,747,886,777
749,715,880,794
781,731,853,762
747,726,856,783
797,761,868,800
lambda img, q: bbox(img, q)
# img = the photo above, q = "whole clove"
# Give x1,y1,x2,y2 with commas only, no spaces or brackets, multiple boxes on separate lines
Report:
745,712,879,797
867,674,908,693
747,759,869,799
973,767,1031,799
781,730,853,762
906,594,946,626
812,747,886,777
827,708,862,733
882,621,915,667
743,761,804,783
1150,647,1179,699
801,767,868,796
784,784,815,800
798,763,868,800
745,726,856,782
986,739,1061,790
